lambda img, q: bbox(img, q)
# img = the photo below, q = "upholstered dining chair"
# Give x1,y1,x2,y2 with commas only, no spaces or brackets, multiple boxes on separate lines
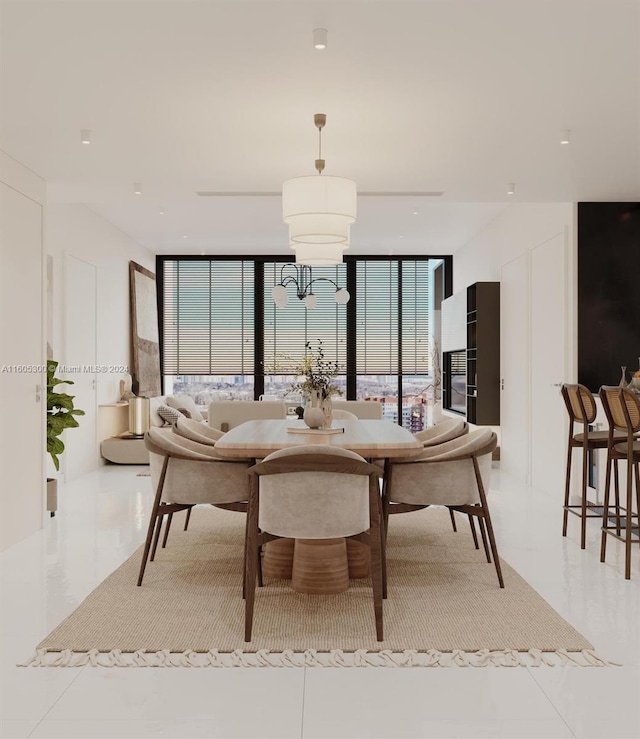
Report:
138,428,251,586
244,445,385,642
384,417,471,540
174,416,225,445
331,409,358,420
561,384,626,549
383,428,504,588
170,417,228,532
413,417,468,447
599,386,640,580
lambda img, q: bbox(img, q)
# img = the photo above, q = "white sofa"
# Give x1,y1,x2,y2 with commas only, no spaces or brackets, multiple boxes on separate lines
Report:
101,394,208,464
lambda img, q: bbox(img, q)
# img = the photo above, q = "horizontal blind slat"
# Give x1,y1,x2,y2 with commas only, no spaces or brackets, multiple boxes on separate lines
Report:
163,260,254,375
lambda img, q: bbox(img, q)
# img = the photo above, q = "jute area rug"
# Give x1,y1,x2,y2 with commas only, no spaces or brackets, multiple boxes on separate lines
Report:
25,506,607,668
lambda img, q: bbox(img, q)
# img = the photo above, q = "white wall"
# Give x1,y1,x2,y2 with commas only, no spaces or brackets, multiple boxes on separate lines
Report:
454,203,575,297
453,203,576,489
45,204,154,477
46,204,154,404
0,151,46,550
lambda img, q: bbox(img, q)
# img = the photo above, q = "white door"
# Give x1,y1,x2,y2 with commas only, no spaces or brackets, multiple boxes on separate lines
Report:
0,183,44,550
530,232,569,494
500,253,530,483
63,254,97,480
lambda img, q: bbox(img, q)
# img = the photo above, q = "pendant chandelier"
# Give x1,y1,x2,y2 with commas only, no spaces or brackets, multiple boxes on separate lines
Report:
272,263,350,310
282,113,357,266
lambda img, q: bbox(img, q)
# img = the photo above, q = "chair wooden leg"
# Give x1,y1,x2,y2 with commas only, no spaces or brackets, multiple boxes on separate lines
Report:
137,456,169,587
161,512,173,549
613,460,621,536
257,545,264,587
473,457,504,588
244,482,260,642
369,479,384,641
467,513,480,549
382,461,391,545
150,511,164,562
449,508,458,532
600,452,613,564
580,441,589,550
625,461,633,580
477,513,491,563
137,513,159,586
381,490,390,546
242,509,251,599
244,529,258,642
562,438,573,536
184,506,193,531
378,494,387,599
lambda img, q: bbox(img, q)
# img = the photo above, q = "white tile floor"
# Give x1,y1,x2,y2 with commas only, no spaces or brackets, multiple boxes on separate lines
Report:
1,464,639,739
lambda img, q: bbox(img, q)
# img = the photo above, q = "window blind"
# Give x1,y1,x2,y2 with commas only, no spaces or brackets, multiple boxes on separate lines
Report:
400,260,431,375
263,262,347,374
355,261,399,375
162,260,254,375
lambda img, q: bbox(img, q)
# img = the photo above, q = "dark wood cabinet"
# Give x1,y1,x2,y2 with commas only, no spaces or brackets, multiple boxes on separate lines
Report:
466,282,500,425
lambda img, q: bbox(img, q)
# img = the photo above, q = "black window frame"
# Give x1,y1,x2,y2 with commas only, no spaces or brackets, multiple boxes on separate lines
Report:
156,254,452,422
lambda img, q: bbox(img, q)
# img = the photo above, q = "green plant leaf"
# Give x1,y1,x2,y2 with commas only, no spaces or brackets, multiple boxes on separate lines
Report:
46,360,83,468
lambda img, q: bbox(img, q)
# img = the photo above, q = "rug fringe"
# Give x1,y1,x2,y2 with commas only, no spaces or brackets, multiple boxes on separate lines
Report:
18,647,620,668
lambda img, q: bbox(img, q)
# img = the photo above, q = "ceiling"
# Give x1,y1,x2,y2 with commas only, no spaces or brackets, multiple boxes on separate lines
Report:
1,0,638,256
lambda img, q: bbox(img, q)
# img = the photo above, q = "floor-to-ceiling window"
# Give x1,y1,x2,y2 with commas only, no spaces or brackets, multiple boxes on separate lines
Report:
157,255,450,429
160,259,255,401
262,262,347,400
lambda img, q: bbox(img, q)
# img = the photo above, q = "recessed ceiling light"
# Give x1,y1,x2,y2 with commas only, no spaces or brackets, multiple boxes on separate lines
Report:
80,129,91,144
507,182,516,195
560,129,571,145
412,211,419,215
134,183,142,195
399,235,404,239
159,208,165,215
313,28,327,49
183,235,188,239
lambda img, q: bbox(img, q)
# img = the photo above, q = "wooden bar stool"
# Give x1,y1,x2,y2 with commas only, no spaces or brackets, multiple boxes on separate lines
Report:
599,386,640,580
561,384,624,549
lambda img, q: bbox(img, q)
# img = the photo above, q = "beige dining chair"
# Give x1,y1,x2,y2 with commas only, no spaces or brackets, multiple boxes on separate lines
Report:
383,428,504,588
599,386,640,580
174,416,225,445
170,417,228,532
411,417,475,540
331,409,358,420
413,417,468,447
138,428,251,586
244,445,385,642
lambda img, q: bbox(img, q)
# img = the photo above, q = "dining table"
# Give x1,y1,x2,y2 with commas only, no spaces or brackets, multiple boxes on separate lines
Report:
215,418,422,595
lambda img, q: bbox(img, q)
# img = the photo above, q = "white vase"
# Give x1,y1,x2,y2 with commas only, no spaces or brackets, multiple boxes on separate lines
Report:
303,390,325,428
303,406,325,429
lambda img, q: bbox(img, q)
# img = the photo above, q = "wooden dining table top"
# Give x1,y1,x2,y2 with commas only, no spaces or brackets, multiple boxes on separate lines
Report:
213,418,423,459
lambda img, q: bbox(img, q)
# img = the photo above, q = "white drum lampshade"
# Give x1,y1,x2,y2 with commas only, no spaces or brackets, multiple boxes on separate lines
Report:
283,175,356,245
292,242,348,266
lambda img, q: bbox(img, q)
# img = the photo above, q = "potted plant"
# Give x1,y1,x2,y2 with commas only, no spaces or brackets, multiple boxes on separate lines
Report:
46,360,85,516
